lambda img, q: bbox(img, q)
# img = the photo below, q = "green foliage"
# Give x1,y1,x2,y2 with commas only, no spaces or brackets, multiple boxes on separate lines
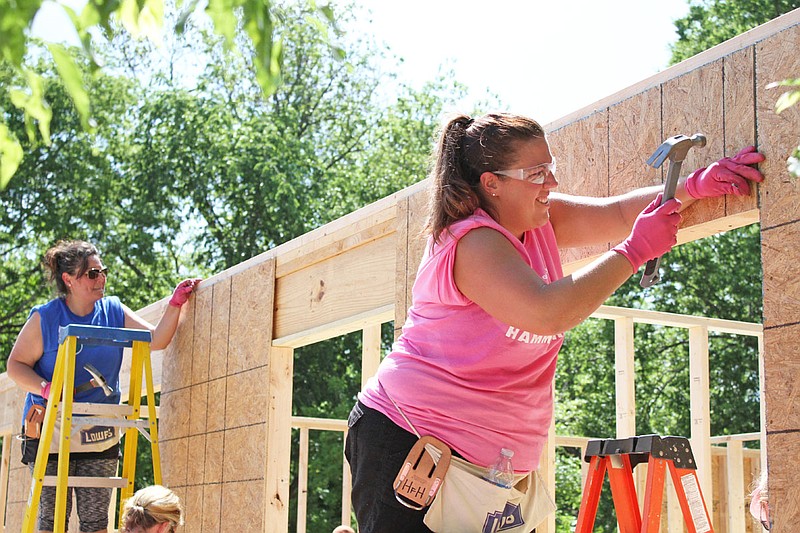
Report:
0,0,339,186
668,0,800,64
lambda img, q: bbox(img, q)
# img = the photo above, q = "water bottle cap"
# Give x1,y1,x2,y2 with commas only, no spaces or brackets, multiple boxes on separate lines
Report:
500,448,514,457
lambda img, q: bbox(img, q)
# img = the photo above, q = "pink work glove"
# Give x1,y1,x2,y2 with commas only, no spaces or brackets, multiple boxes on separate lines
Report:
612,194,682,273
41,381,51,400
684,146,765,199
169,278,202,307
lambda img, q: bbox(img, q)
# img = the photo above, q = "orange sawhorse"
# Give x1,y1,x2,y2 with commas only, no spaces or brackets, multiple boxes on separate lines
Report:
574,435,713,533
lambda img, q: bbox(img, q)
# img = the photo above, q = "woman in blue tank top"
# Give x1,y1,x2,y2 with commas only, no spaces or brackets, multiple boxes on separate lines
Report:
7,240,201,533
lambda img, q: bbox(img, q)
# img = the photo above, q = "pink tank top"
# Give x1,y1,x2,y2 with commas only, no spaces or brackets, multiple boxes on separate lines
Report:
359,209,564,471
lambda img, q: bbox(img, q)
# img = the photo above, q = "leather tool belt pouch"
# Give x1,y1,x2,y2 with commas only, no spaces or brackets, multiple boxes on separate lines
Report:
393,435,452,510
24,404,45,439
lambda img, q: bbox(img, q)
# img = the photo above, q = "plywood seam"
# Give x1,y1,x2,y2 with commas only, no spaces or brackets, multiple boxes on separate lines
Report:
222,420,267,431
761,218,800,232
765,428,800,435
763,320,800,331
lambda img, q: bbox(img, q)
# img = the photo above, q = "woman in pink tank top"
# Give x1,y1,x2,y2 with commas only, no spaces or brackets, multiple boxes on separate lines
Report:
346,112,765,533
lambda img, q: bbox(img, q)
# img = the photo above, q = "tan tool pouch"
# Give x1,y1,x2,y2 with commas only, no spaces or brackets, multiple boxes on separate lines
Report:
24,404,46,439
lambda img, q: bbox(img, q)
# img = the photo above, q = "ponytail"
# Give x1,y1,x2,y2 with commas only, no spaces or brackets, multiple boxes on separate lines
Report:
424,112,545,244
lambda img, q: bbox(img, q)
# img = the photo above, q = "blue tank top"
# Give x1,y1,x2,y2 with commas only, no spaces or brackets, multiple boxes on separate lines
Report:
21,296,126,425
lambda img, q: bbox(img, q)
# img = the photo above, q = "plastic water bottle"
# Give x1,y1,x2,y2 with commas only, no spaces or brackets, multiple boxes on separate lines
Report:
484,448,515,488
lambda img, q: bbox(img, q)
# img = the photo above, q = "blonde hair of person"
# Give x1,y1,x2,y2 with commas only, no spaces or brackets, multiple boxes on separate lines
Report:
121,485,184,532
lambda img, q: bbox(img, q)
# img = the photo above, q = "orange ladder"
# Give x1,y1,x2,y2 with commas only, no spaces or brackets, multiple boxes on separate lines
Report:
575,434,713,533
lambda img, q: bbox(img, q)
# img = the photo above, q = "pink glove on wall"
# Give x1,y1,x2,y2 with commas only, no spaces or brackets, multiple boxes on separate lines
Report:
612,194,682,273
169,278,202,307
41,381,51,400
684,146,765,199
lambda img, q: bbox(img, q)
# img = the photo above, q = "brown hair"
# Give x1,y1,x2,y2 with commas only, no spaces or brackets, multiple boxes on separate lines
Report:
424,112,546,244
121,485,184,532
42,240,99,297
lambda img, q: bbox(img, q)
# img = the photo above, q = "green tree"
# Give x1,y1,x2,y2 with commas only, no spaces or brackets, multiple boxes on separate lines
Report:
669,0,800,62
0,0,338,187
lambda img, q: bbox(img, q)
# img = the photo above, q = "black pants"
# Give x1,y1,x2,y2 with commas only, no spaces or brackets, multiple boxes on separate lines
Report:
345,401,433,533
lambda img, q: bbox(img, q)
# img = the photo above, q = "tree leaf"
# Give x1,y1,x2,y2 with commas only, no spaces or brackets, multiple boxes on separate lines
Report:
48,43,91,129
775,90,800,114
9,69,52,142
0,124,24,188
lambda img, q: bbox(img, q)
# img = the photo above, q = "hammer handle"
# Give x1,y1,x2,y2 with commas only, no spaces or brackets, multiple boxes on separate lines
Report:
640,159,683,288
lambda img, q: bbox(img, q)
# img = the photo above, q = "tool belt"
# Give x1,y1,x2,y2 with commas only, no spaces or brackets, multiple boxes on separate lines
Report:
382,386,555,533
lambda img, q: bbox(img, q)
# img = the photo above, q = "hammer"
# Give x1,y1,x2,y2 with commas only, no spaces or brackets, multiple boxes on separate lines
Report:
74,363,114,396
640,133,707,288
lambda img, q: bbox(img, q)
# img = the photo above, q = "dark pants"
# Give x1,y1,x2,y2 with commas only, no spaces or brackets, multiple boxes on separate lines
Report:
345,401,433,533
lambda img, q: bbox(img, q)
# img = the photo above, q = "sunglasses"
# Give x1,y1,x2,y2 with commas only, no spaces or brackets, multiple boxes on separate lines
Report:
84,267,109,280
493,159,557,185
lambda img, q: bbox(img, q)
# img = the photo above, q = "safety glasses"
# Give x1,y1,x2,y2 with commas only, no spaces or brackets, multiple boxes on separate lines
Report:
493,159,557,185
84,267,109,280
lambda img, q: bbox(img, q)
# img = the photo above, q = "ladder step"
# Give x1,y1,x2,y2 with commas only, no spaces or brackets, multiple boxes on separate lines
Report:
70,403,159,418
68,417,150,429
42,476,128,488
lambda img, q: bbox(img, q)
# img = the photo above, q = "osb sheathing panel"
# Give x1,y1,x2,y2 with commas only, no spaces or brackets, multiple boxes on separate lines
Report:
228,259,275,374
549,111,611,268
204,430,225,484
223,423,267,483
724,46,759,217
182,484,203,533
206,377,226,434
762,322,800,431
225,366,269,429
209,277,232,380
664,60,726,229
202,484,223,533
159,385,191,441
607,87,662,195
762,221,800,328
763,321,800,528
757,23,800,230
153,259,280,523
191,286,212,385
766,430,800,530
160,298,195,393
189,381,209,436
222,479,266,531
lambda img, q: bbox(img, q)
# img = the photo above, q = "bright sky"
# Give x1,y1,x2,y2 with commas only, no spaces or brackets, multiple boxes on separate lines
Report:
348,0,691,124
32,0,692,125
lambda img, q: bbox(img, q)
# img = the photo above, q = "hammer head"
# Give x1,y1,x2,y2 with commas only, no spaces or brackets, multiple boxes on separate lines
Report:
83,363,114,396
646,133,707,168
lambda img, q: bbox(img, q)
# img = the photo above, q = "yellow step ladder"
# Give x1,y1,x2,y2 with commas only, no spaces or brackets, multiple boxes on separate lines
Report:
22,324,162,533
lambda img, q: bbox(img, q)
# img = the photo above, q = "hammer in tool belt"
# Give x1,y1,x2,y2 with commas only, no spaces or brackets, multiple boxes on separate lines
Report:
74,363,114,396
640,133,707,288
